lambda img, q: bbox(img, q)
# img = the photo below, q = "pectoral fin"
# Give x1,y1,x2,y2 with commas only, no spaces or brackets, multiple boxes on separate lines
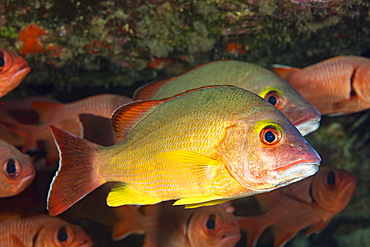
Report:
155,150,220,182
107,183,161,207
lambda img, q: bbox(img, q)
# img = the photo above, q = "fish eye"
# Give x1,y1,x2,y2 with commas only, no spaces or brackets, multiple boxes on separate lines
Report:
0,56,4,67
57,227,68,242
326,171,336,187
4,159,19,179
260,126,281,145
206,214,216,230
263,91,283,109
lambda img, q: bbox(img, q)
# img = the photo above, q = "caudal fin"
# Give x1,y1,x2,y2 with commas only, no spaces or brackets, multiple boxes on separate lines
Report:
112,205,143,240
47,125,104,216
237,216,268,247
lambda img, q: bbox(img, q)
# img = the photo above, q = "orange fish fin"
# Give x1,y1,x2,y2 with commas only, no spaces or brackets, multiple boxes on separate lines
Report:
271,226,297,247
47,125,104,216
107,183,162,207
111,100,164,143
79,114,116,146
133,78,174,100
112,205,144,240
305,219,331,236
32,102,63,123
272,65,301,82
237,216,268,247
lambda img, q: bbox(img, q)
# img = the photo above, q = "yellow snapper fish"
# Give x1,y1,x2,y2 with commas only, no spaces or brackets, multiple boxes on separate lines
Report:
47,86,321,216
134,60,321,136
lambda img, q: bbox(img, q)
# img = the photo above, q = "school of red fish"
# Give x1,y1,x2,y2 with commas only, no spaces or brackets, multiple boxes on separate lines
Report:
0,47,365,246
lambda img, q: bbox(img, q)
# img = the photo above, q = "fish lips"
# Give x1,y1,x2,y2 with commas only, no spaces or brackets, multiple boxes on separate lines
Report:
217,225,241,247
273,161,320,186
10,65,31,83
293,114,321,136
17,169,36,192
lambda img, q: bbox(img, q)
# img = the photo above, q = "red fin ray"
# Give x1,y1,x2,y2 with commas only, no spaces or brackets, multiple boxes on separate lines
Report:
47,125,104,216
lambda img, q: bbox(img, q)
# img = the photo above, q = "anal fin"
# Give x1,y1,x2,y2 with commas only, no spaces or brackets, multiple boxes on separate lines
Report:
107,183,162,207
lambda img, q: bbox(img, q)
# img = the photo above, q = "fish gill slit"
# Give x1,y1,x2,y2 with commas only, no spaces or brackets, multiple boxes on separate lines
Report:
349,68,357,98
32,228,42,247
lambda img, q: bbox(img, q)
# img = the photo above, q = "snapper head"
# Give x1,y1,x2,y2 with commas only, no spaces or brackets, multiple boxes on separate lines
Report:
217,102,321,192
187,206,240,247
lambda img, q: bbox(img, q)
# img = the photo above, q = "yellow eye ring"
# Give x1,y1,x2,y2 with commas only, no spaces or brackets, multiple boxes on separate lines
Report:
259,88,284,110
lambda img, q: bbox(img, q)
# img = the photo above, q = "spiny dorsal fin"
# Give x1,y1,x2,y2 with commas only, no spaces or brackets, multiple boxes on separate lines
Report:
133,78,174,100
272,65,301,82
113,86,227,142
111,100,165,143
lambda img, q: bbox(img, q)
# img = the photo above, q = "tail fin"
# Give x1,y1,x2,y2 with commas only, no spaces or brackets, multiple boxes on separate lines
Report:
237,216,268,247
0,121,38,152
112,205,144,240
47,125,104,216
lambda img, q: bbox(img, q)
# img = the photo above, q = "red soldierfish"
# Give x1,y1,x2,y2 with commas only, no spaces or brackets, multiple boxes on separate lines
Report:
273,56,370,115
0,214,93,246
237,166,356,247
0,139,35,198
134,60,321,136
47,86,320,216
0,47,31,97
3,94,131,164
113,202,241,247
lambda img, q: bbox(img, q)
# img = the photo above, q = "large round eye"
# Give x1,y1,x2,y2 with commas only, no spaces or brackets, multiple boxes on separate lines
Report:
260,127,281,145
57,226,68,242
206,214,216,231
0,54,5,68
325,170,337,189
4,159,20,179
263,91,283,109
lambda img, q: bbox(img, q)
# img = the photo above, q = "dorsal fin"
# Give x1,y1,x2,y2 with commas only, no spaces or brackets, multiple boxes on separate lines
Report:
272,65,301,82
111,100,165,143
32,101,63,123
113,85,233,142
133,78,174,100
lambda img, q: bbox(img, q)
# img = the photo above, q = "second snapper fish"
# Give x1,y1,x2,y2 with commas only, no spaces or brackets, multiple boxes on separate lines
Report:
47,86,321,216
237,166,356,247
0,214,93,246
113,202,240,247
0,47,31,97
0,139,35,198
134,60,321,136
273,56,370,115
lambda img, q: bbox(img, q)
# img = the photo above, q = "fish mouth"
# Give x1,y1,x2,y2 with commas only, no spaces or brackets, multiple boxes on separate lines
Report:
18,170,36,188
218,231,241,246
273,161,320,186
10,64,31,83
293,116,321,136
77,238,94,247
